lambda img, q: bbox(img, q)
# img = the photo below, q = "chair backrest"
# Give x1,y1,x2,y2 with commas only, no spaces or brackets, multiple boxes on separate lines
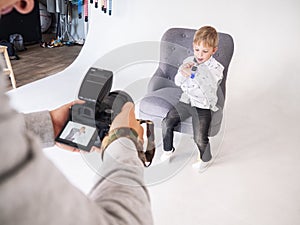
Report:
159,27,234,99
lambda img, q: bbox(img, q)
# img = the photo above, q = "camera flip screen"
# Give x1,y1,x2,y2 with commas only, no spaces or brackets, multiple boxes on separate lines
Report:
55,121,99,151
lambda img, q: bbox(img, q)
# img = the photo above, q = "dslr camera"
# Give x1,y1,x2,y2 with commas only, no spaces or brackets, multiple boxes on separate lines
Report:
55,67,155,166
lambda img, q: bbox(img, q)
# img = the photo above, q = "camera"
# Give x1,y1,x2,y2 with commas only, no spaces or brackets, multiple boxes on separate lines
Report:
55,67,155,166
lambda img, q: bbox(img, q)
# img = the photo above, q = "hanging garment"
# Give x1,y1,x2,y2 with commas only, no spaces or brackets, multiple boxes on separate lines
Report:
47,0,67,14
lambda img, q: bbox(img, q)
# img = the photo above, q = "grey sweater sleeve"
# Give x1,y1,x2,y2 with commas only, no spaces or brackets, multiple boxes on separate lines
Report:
23,111,55,148
22,109,153,224
1,72,152,224
89,138,153,225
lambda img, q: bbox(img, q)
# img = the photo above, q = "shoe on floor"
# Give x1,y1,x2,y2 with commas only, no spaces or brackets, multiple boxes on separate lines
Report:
160,148,175,162
192,160,210,172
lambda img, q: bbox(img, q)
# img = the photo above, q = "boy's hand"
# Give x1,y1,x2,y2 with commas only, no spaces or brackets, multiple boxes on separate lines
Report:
180,62,194,77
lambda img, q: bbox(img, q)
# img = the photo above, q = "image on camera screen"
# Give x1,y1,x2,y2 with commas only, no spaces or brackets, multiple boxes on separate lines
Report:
57,121,97,149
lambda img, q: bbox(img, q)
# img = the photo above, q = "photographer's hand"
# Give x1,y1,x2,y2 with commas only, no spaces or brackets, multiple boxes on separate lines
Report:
90,102,144,153
50,100,85,152
109,102,144,141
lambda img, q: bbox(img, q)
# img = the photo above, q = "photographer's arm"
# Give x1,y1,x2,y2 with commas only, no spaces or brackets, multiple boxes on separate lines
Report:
23,98,153,223
89,138,153,225
23,111,55,148
89,102,153,225
1,75,152,224
23,100,85,149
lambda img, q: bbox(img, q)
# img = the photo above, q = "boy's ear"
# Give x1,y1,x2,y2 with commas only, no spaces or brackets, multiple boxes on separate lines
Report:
212,47,218,54
14,0,34,14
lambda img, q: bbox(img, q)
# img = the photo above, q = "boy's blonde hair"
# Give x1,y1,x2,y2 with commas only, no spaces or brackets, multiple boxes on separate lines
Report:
193,26,219,48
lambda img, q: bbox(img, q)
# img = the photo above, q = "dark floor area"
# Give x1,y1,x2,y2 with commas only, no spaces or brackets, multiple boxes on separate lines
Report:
5,37,82,91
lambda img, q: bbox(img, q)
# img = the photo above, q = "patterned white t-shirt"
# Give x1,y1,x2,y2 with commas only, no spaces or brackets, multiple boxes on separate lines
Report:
174,56,224,111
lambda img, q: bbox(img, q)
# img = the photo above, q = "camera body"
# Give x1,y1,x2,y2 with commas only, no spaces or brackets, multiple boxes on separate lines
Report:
56,67,134,151
55,67,155,166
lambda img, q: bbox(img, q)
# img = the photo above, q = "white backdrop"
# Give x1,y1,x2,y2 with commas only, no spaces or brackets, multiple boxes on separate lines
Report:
7,0,300,224
77,0,300,120
9,0,300,114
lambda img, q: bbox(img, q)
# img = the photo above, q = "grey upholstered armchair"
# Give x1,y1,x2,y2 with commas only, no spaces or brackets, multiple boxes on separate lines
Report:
139,28,234,136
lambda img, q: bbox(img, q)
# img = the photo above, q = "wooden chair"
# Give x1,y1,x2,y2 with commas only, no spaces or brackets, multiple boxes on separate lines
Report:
0,45,16,89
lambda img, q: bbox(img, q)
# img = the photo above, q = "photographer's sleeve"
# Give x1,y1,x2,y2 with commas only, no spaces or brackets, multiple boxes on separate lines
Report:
88,138,153,225
23,111,55,148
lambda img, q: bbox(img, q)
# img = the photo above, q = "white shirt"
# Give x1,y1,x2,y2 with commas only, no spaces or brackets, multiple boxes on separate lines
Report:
174,56,224,112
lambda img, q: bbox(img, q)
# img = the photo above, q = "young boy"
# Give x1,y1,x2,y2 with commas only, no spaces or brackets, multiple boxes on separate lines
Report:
160,26,224,171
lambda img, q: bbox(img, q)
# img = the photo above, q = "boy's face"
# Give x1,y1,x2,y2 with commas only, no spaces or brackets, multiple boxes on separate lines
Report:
193,42,217,64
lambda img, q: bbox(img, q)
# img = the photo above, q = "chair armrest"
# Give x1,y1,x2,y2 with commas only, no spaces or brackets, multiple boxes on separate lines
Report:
147,68,178,92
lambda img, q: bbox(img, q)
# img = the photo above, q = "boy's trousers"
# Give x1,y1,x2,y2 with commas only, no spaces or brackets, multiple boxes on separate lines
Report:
162,102,212,162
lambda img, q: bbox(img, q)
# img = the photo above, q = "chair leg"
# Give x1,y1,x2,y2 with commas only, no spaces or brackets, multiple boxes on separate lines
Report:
2,47,17,89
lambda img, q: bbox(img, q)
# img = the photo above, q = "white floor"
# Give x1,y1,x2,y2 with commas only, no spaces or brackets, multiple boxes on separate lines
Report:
7,61,300,225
